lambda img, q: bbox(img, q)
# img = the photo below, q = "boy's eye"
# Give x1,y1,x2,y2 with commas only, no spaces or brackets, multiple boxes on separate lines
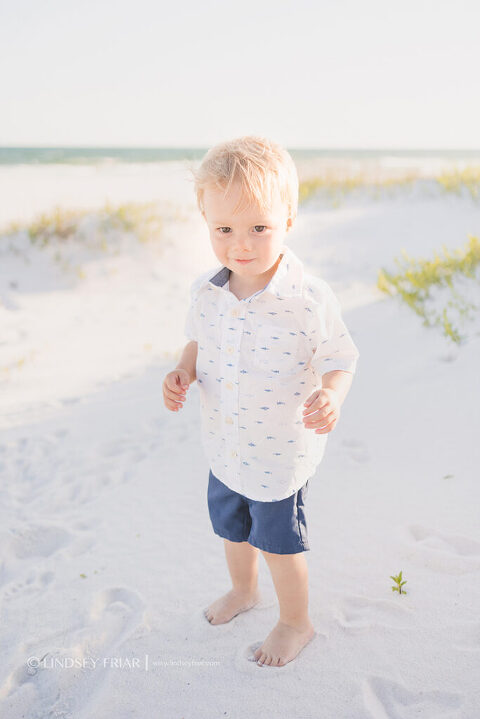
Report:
216,225,267,234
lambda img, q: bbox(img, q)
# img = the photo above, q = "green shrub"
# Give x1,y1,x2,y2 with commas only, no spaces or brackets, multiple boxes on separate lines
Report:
377,235,480,344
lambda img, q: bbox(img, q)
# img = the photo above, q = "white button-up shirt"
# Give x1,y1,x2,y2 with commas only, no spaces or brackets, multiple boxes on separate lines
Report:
184,244,360,502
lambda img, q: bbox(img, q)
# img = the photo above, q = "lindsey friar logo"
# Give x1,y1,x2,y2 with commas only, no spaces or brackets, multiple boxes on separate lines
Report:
26,654,149,672
25,654,220,673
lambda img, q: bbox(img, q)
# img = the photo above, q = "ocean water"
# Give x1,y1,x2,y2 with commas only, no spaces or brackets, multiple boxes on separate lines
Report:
1,146,480,166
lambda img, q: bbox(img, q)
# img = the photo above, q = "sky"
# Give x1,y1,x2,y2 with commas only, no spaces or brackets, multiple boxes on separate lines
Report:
1,0,479,148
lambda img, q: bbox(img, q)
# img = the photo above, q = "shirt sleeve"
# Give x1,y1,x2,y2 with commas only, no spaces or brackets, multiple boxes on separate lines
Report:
309,282,360,376
184,279,200,342
183,268,215,342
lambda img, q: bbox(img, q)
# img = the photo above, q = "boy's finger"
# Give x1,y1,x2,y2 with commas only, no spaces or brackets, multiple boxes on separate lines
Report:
303,406,331,421
304,409,335,426
315,418,337,433
303,405,323,416
166,385,185,396
303,390,324,408
167,374,187,392
175,377,189,391
303,395,328,413
165,388,186,402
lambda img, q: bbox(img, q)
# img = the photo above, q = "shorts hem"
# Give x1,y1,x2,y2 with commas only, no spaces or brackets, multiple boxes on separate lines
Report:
212,528,248,543
248,536,310,555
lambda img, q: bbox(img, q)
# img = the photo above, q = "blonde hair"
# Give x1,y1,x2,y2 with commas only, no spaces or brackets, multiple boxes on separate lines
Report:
189,135,299,222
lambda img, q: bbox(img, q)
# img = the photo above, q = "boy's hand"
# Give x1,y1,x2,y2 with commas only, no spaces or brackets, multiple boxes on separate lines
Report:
302,388,340,434
163,369,191,412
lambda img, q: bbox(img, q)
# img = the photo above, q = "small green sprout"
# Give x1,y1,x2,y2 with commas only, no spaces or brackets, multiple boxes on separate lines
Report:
79,573,87,579
390,570,407,595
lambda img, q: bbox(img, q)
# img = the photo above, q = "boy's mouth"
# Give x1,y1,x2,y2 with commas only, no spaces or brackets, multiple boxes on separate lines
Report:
235,258,254,264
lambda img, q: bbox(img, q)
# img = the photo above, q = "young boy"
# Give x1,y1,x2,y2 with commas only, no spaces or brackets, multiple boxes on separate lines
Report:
162,136,359,668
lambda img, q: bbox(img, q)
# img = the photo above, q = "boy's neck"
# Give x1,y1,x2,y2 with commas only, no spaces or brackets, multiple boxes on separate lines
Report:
228,253,284,300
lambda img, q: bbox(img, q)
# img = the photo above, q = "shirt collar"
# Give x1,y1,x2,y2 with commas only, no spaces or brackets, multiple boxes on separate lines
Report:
204,245,304,299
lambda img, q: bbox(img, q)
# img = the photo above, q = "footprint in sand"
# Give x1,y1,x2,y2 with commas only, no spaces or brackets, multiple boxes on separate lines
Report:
61,396,81,406
0,524,71,604
99,439,132,458
405,524,480,574
0,586,146,717
447,621,480,653
1,568,55,603
341,437,371,463
98,438,148,476
88,587,146,640
438,351,459,363
8,523,72,560
361,675,463,718
333,595,412,633
1,521,98,602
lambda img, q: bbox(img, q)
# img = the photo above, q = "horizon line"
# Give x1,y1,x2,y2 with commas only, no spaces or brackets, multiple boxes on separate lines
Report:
1,145,480,152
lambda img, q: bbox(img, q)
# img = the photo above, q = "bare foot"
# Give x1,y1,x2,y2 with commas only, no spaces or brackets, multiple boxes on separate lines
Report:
204,588,261,625
252,619,316,666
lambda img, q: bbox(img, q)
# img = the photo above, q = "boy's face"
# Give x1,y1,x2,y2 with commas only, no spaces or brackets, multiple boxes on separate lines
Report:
202,181,293,283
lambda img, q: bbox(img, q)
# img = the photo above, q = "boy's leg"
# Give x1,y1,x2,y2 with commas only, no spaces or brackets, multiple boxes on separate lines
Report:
204,539,262,625
252,550,315,667
225,538,260,594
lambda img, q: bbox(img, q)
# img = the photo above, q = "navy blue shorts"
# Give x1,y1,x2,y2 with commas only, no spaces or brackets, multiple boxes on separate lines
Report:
207,469,310,554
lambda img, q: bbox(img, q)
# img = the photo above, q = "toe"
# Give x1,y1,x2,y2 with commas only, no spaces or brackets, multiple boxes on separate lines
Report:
257,653,267,666
264,655,273,666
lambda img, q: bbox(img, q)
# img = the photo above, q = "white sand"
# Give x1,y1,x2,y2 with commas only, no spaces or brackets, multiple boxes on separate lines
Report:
0,162,479,718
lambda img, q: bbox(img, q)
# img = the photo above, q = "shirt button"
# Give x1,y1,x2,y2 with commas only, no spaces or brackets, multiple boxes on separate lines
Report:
231,450,238,458
226,346,234,354
226,382,233,390
225,416,233,425
231,309,239,318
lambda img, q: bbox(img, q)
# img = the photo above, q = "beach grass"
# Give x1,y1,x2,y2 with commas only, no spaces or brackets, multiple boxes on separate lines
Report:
377,235,480,344
298,172,419,206
435,167,480,201
0,200,188,249
299,165,480,207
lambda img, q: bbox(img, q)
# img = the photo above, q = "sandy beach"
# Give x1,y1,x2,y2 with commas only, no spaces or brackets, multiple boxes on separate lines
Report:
1,157,479,718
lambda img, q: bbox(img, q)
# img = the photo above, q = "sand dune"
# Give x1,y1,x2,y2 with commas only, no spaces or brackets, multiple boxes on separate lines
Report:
1,164,479,718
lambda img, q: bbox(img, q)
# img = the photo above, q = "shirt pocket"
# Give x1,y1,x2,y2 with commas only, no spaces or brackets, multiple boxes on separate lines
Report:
253,324,299,374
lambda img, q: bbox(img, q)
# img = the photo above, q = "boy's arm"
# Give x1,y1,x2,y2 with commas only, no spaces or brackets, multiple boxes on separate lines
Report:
322,369,353,406
175,340,198,384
